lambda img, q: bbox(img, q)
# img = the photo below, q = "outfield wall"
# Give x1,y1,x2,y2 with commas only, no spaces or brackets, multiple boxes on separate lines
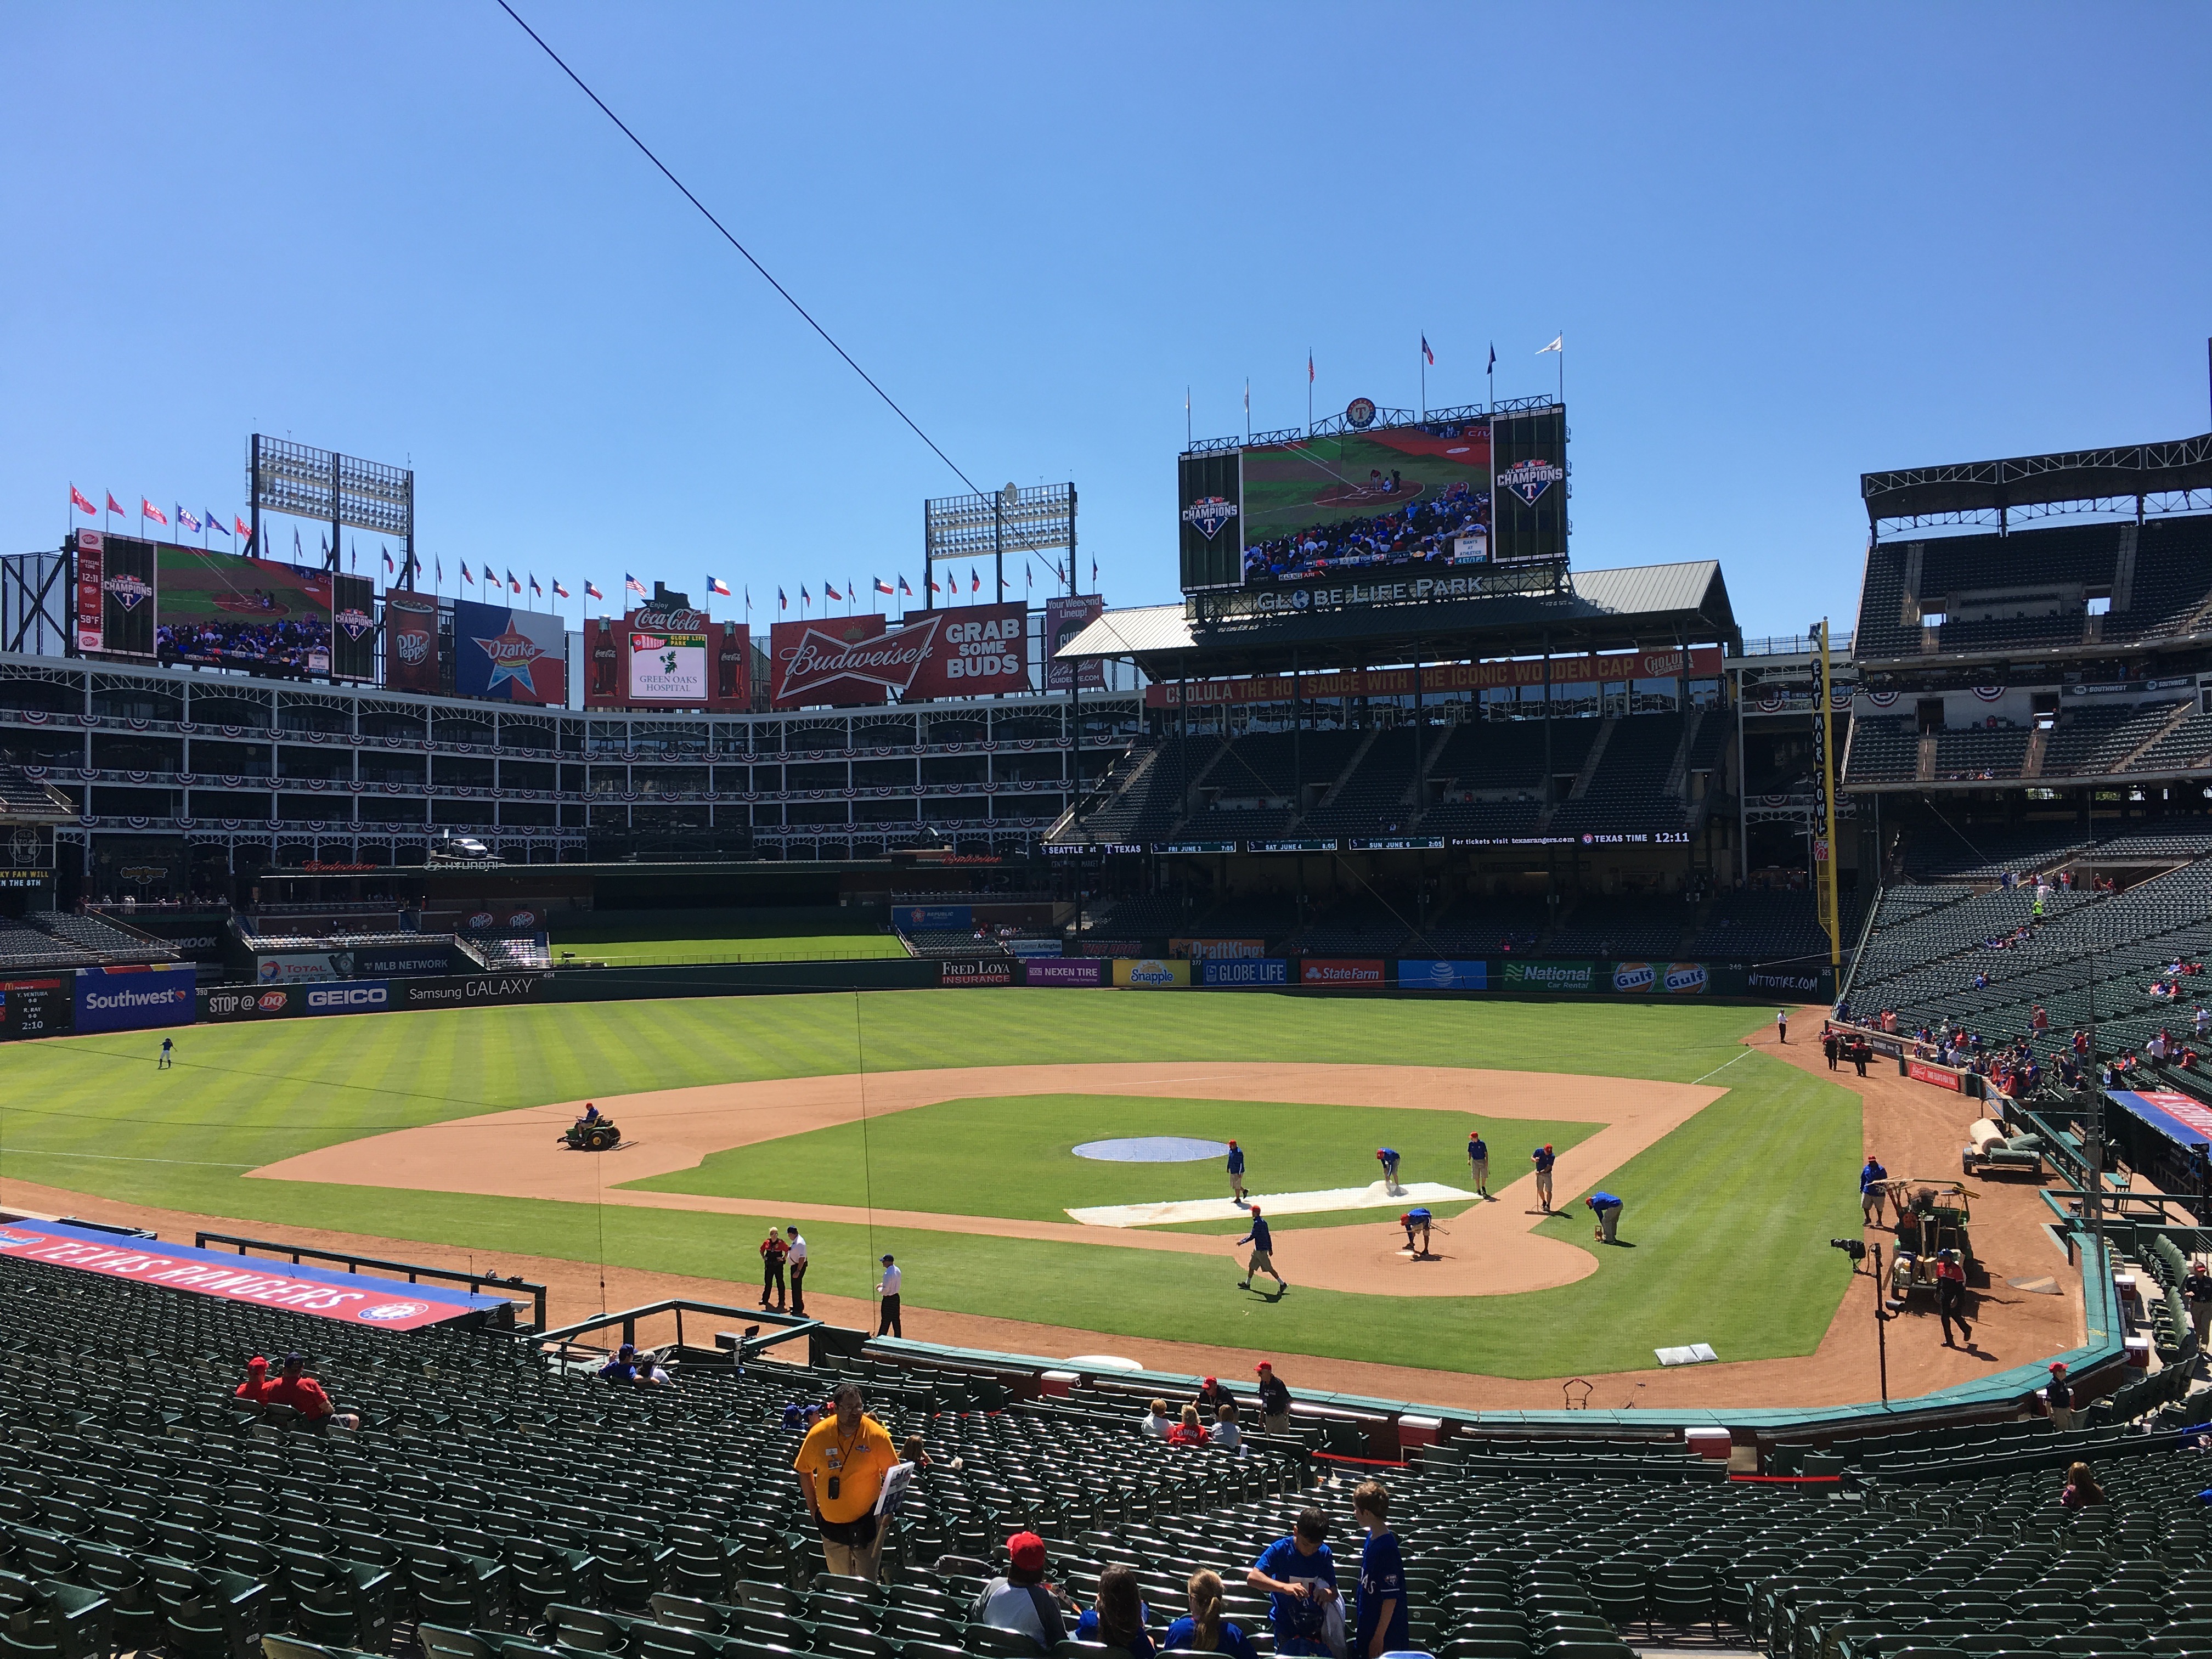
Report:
1,951,1831,1036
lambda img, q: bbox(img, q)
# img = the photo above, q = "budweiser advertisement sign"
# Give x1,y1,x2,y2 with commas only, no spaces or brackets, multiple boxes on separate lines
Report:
771,602,1028,708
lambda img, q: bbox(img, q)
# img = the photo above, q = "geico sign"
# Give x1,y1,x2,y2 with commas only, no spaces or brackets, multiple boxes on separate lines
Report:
306,985,388,1011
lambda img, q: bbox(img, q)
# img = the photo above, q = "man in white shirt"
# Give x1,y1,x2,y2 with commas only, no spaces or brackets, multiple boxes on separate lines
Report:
785,1226,809,1317
877,1254,902,1338
972,1532,1071,1645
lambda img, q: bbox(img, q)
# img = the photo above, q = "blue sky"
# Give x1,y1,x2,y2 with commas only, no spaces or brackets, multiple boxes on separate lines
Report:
2,4,2205,642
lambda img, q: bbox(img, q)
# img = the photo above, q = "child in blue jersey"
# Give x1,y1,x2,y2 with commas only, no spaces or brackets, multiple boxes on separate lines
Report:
1351,1481,1407,1659
1247,1508,1337,1657
1165,1570,1261,1659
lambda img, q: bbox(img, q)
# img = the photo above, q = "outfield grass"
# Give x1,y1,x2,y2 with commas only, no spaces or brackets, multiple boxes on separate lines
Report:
0,994,1857,1377
629,1092,1598,1223
544,904,908,965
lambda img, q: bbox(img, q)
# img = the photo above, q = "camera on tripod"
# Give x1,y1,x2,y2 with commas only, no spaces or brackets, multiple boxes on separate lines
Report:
1829,1237,1866,1262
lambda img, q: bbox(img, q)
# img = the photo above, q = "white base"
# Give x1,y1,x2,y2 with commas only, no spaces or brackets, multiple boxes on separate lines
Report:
1067,1179,1475,1229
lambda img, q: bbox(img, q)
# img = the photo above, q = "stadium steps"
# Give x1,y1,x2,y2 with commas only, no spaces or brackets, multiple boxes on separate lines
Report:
1914,734,1937,780
2113,699,2199,773
1662,708,1702,803
2022,726,2049,778
1566,718,1617,800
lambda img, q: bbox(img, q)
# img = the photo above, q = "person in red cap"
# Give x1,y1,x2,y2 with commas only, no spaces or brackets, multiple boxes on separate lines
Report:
1194,1375,1233,1419
2045,1362,2074,1430
234,1356,275,1404
1255,1361,1291,1435
972,1530,1073,1645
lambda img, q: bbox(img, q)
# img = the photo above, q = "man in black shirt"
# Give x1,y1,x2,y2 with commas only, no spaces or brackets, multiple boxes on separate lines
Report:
2045,1362,2075,1430
2185,1259,2212,1355
1255,1361,1292,1436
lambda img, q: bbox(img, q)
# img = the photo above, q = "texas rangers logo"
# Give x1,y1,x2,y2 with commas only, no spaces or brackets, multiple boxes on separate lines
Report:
1499,458,1565,505
1182,495,1239,539
359,1301,430,1322
103,572,153,611
336,605,374,641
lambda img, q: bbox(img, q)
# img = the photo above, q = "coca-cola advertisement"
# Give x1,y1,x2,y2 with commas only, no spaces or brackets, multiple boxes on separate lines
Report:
770,602,1028,709
382,591,439,693
584,610,749,710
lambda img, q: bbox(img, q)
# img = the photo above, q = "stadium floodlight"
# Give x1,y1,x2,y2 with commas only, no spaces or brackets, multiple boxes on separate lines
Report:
924,481,1075,605
249,435,415,576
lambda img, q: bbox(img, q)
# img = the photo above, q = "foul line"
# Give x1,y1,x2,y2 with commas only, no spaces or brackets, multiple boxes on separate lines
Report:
1690,1049,1755,1087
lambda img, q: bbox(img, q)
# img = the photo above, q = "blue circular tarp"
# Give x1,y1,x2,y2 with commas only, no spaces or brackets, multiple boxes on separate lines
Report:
1071,1136,1231,1164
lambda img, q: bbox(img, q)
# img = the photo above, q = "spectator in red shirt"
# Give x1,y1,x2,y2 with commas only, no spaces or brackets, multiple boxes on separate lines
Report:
266,1352,359,1431
234,1355,275,1403
1168,1404,1210,1448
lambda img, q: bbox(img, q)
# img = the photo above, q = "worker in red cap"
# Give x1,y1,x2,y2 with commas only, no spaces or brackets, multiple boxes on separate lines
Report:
971,1531,1073,1645
1532,1144,1556,1212
1226,1139,1247,1207
1255,1361,1291,1435
1375,1147,1401,1194
2045,1362,2074,1430
1195,1375,1233,1419
1236,1204,1284,1296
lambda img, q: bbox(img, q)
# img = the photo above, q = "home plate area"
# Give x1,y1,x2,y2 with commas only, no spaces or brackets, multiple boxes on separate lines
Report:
1066,1179,1475,1228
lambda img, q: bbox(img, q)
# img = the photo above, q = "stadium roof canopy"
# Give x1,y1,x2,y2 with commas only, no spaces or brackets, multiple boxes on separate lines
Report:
1862,432,2212,529
1055,560,1739,678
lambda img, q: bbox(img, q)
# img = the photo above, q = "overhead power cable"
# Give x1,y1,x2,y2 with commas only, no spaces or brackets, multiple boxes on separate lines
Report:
494,1,984,497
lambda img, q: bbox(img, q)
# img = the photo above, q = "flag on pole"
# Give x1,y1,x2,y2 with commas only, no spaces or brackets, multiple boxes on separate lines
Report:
528,574,542,597
1421,335,1435,365
294,527,303,557
141,499,167,526
176,506,202,534
873,576,893,596
553,579,570,599
970,568,980,593
824,582,843,601
69,487,95,515
435,556,443,586
1537,335,1562,353
708,575,731,597
777,586,787,611
1307,353,1314,382
743,585,752,612
505,569,520,593
207,511,230,537
382,548,395,573
461,564,475,585
800,585,811,606
928,574,940,594
1024,564,1032,591
898,574,912,597
105,492,125,516
624,573,647,596
233,515,250,538
584,580,603,600
1487,343,1496,373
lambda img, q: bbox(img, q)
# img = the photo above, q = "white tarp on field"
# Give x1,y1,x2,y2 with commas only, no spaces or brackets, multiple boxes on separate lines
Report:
1067,1179,1475,1229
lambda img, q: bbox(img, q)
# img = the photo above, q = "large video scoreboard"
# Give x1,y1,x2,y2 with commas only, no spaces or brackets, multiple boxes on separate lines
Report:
1178,403,1566,594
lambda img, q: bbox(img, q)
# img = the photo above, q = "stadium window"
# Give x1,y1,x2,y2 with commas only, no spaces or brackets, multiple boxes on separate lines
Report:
2086,588,2112,616
1920,609,1948,629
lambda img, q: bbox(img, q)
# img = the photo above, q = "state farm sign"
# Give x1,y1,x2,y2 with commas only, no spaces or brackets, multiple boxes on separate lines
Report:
770,602,1028,708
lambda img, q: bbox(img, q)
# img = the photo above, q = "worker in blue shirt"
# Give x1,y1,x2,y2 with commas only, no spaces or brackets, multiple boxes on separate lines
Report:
1236,1205,1285,1295
1860,1155,1888,1224
1226,1139,1247,1207
1466,1131,1489,1199
1584,1190,1624,1244
1375,1147,1401,1194
1350,1481,1407,1659
1532,1144,1556,1212
1398,1208,1433,1259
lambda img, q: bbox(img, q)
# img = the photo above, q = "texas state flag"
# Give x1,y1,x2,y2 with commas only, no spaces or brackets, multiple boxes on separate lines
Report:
873,576,894,596
583,580,603,600
552,579,571,599
708,575,731,597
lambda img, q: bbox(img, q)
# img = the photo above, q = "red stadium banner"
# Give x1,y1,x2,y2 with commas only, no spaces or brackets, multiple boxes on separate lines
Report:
770,604,1029,708
1146,646,1726,710
382,591,439,693
585,608,751,710
1905,1059,1964,1092
1301,958,1384,986
0,1221,499,1329
74,531,104,653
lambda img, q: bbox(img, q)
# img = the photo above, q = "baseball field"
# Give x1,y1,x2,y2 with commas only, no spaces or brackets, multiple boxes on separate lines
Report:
0,991,1865,1383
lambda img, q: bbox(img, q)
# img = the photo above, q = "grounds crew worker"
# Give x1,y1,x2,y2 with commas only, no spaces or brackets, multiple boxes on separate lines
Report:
1584,1190,1623,1245
1237,1205,1286,1295
1398,1209,1432,1257
1254,1361,1292,1435
1466,1130,1489,1199
2187,1257,2212,1350
1532,1144,1556,1212
794,1380,896,1582
1227,1140,1247,1206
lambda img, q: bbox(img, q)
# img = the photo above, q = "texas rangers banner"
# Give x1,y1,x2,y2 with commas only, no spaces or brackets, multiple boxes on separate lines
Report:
0,1220,508,1329
453,598,566,705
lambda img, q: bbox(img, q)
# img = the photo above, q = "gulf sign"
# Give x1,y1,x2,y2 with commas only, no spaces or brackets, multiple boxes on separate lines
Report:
1611,962,1709,995
770,602,1028,708
0,1220,500,1329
